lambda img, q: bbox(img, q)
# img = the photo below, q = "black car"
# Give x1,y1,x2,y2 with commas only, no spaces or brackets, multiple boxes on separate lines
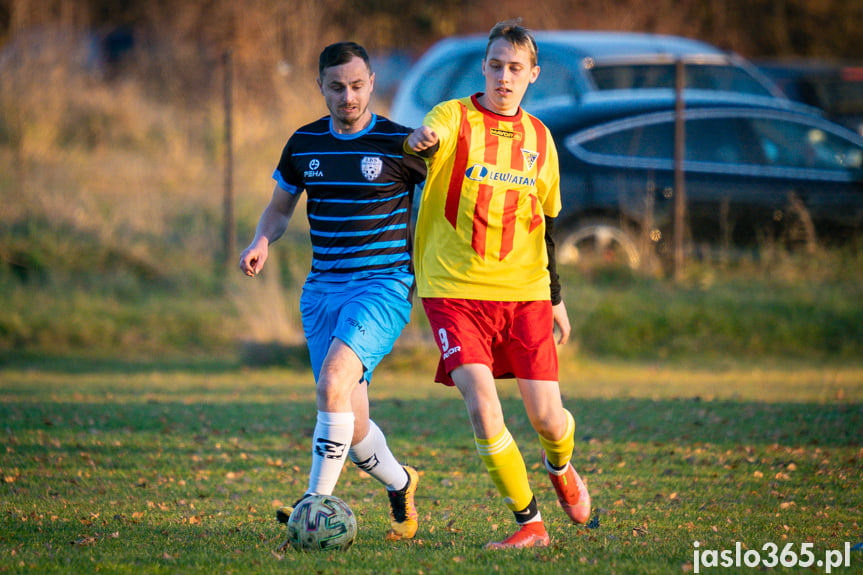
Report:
532,90,863,269
756,60,863,137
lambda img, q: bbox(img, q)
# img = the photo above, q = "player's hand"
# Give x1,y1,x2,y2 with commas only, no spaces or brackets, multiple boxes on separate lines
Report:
552,301,571,345
239,238,268,277
407,126,438,152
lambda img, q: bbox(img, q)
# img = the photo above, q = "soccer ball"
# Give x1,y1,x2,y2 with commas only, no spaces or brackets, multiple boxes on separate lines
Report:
285,494,357,552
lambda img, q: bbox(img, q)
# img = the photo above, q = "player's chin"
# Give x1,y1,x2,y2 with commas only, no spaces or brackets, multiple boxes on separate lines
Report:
491,92,515,105
338,108,360,121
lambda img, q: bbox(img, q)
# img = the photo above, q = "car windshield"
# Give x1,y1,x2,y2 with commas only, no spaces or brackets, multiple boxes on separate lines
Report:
589,63,774,97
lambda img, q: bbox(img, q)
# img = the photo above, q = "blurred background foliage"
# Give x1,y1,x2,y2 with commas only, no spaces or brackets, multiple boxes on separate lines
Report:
2,0,862,108
0,0,862,362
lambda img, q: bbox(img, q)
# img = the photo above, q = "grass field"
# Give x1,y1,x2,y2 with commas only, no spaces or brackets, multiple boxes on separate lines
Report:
1,353,861,574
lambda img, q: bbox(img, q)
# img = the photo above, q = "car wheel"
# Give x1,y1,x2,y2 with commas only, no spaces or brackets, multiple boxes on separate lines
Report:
557,219,642,270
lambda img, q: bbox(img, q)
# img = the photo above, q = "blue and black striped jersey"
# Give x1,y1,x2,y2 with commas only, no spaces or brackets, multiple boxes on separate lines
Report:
274,114,426,281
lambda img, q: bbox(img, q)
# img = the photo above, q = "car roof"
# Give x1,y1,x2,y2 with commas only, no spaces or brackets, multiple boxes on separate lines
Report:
532,89,825,135
422,30,728,62
537,31,727,59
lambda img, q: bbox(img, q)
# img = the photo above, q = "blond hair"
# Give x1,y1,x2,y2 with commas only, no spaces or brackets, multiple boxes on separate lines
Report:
486,18,538,67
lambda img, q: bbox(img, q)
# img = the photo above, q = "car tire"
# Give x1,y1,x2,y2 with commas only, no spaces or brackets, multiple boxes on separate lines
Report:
556,219,642,270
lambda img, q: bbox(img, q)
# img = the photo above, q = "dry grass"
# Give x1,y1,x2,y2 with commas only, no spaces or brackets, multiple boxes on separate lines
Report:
0,42,325,349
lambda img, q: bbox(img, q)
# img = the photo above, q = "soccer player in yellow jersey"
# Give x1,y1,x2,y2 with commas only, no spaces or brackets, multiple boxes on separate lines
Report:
406,19,591,549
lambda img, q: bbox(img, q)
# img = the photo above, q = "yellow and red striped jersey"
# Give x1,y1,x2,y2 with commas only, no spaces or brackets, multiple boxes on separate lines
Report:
411,94,561,301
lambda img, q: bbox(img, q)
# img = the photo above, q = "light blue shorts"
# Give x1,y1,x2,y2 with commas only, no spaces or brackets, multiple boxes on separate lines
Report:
299,272,413,384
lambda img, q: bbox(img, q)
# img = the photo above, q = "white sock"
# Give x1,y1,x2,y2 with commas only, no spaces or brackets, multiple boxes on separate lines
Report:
349,420,409,492
307,411,354,495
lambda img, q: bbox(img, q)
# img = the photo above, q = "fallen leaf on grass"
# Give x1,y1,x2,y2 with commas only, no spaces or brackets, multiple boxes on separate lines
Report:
71,536,97,546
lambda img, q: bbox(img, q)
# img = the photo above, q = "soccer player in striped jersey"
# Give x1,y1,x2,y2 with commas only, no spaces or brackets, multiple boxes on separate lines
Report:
406,19,591,549
239,42,426,543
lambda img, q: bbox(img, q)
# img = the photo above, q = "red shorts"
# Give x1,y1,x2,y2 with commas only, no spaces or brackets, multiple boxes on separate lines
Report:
422,298,558,386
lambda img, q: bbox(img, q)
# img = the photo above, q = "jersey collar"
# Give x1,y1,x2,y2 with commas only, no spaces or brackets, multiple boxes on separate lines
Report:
329,113,378,140
471,93,523,122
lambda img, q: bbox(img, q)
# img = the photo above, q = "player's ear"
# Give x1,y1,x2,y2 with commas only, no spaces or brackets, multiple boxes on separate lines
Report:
369,71,375,93
530,65,540,84
316,76,323,94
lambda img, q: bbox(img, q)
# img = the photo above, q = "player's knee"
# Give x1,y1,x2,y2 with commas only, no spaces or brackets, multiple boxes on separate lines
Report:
530,412,566,439
316,379,352,410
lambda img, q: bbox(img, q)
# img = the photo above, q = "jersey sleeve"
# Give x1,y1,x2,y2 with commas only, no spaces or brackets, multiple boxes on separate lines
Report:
273,137,303,195
402,146,428,187
421,100,463,163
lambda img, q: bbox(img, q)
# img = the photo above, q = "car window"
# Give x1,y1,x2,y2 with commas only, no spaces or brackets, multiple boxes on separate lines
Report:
524,54,577,107
590,64,675,91
416,53,470,109
685,118,758,163
579,121,674,159
590,63,774,97
747,117,863,170
446,53,484,100
577,117,760,165
685,65,774,96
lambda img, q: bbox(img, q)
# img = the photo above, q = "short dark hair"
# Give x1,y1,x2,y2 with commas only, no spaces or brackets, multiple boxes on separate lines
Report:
486,18,538,68
318,42,371,78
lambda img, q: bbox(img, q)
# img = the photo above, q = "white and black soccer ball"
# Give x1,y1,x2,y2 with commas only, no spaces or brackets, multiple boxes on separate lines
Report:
286,494,357,552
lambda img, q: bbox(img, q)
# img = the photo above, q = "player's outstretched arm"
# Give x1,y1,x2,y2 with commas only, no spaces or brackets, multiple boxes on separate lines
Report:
406,126,439,157
239,185,300,277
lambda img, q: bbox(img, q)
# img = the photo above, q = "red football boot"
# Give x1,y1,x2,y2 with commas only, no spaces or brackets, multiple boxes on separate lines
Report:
542,451,591,524
484,521,550,550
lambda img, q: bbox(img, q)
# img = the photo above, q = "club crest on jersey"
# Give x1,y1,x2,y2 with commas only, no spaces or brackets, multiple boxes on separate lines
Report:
521,149,539,171
361,156,383,181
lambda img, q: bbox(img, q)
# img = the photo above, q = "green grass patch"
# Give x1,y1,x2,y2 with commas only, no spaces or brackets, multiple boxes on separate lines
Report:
557,255,863,361
1,358,861,574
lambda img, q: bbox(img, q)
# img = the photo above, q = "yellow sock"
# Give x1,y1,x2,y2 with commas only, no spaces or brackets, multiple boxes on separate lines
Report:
474,427,534,513
538,409,575,470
